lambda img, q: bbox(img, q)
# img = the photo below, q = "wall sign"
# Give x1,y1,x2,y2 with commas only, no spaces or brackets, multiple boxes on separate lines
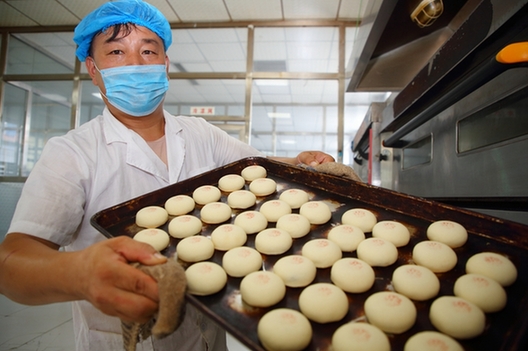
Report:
191,107,215,115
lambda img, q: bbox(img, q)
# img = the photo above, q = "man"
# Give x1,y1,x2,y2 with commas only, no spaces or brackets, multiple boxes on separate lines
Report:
0,1,334,350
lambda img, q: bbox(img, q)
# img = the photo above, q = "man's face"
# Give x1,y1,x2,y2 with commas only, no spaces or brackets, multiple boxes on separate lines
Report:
86,25,168,90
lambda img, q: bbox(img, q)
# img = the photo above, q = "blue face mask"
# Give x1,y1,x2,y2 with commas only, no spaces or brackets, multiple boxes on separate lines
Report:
96,64,169,117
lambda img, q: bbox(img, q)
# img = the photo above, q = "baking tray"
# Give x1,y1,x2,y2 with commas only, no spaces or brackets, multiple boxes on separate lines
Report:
91,157,528,351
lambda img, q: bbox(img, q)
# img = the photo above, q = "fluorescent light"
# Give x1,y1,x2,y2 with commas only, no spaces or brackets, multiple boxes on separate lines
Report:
267,112,291,119
280,140,296,144
255,80,289,86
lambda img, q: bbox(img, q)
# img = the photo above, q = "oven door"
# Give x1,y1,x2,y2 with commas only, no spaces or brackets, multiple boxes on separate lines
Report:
386,67,528,225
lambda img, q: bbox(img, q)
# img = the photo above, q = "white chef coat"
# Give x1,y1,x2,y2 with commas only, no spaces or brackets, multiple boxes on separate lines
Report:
8,108,262,351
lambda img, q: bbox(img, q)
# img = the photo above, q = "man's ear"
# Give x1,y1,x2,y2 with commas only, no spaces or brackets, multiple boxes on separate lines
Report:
85,57,98,85
165,55,170,75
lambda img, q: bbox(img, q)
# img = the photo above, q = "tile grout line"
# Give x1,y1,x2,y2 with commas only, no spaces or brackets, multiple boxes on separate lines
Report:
0,317,73,350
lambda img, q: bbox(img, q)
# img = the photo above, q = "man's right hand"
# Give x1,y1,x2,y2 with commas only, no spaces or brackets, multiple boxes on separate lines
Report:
76,236,167,323
0,233,167,324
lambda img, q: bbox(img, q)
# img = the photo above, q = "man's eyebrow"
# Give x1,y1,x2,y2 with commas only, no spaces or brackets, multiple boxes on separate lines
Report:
103,37,162,46
141,38,163,46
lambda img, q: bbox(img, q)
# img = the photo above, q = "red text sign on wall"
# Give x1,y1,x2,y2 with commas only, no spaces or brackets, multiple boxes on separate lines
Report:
191,107,215,115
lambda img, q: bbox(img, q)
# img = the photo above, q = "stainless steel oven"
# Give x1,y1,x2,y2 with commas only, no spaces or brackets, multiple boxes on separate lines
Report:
349,0,528,225
387,65,528,225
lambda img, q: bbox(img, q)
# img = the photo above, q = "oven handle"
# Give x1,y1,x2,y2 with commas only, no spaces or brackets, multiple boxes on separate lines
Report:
383,42,528,148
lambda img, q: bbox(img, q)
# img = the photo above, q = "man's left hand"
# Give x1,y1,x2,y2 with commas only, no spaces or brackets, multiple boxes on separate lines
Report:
295,151,335,167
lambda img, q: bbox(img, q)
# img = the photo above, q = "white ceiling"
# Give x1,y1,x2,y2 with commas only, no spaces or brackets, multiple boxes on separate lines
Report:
0,0,368,27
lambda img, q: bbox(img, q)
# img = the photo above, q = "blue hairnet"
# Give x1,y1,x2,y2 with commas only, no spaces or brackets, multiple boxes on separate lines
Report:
73,0,172,62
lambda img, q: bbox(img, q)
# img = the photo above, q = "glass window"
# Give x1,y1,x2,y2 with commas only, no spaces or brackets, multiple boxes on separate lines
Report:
25,81,73,174
254,27,339,73
345,26,359,63
163,79,247,139
458,86,528,153
167,28,248,73
251,79,338,158
164,79,246,116
79,81,106,125
0,24,389,172
0,84,27,176
1,81,73,176
6,33,75,75
402,134,432,169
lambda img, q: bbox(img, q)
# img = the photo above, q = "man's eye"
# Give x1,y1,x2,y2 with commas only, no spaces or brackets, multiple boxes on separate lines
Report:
109,50,123,55
143,50,156,55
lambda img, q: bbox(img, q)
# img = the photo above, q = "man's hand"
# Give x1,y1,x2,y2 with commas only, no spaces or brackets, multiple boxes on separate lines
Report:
0,233,167,324
269,150,335,166
76,236,167,323
295,151,335,167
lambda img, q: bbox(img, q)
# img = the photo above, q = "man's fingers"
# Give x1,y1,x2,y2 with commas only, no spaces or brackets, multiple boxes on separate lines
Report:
95,286,159,323
118,263,160,302
109,236,168,266
77,237,165,323
297,151,335,166
315,152,335,164
86,263,160,323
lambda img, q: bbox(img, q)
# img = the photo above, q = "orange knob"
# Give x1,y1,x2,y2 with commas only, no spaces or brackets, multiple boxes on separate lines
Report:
495,42,528,64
